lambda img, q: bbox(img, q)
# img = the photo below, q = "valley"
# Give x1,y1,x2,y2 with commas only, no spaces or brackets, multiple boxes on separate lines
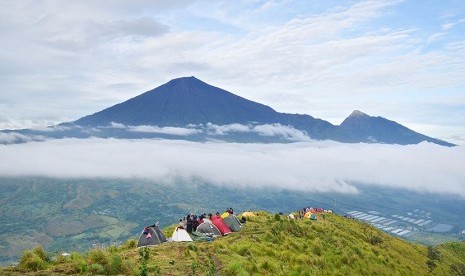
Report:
1,177,463,265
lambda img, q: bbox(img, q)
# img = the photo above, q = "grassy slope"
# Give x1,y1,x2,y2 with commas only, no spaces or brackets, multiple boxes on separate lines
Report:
2,211,465,275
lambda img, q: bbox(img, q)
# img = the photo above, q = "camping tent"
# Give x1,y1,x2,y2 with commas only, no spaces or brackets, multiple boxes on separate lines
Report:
241,211,255,217
137,226,167,247
310,214,317,220
172,227,193,242
223,214,242,232
211,215,232,235
304,212,312,219
196,221,221,236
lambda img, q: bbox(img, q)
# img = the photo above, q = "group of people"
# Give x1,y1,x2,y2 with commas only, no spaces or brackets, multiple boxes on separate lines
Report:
177,208,236,233
295,207,327,219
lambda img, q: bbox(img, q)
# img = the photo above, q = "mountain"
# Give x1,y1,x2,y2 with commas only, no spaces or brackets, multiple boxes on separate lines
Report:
3,211,465,275
72,76,452,146
73,76,338,141
75,76,280,127
0,76,454,146
340,110,453,146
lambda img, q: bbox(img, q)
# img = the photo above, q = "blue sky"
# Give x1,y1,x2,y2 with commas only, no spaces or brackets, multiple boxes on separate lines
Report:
1,0,464,144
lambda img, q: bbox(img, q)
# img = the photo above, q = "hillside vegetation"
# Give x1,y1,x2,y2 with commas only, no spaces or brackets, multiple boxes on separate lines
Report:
2,211,465,275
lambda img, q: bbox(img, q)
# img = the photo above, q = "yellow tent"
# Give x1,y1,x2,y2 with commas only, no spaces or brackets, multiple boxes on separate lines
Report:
241,211,256,217
304,212,312,219
221,212,230,219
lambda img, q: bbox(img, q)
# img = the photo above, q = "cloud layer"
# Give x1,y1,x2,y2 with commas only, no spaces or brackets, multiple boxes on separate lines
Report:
0,139,464,197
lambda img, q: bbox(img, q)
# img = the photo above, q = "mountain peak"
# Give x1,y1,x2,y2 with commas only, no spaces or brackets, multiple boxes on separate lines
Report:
169,76,199,83
74,76,278,127
348,110,369,118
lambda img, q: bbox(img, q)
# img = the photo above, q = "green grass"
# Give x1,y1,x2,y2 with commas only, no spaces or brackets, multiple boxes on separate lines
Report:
2,211,465,275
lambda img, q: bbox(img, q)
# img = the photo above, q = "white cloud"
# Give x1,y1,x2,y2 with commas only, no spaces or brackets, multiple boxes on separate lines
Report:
0,132,44,144
441,22,455,31
128,125,201,136
206,123,252,135
205,122,311,141
252,124,311,142
0,139,464,197
110,122,126,129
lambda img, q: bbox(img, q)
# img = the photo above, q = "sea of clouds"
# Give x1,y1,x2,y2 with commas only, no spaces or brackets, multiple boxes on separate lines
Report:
0,138,464,197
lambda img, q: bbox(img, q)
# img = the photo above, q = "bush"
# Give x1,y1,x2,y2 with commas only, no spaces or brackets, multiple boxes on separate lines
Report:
427,246,441,260
89,263,104,274
54,254,71,264
71,253,87,274
88,248,109,267
32,246,49,262
108,254,123,274
274,213,282,221
18,250,47,271
139,247,150,276
122,239,137,249
369,236,383,245
426,259,436,272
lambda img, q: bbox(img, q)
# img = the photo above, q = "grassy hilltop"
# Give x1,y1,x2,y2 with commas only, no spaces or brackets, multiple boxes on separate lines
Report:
2,211,465,275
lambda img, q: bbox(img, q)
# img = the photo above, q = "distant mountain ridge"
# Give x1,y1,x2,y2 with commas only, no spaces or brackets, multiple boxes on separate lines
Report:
73,76,452,146
0,77,454,146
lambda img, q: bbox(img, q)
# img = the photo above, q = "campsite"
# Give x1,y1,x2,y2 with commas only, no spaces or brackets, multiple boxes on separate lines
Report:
3,210,465,275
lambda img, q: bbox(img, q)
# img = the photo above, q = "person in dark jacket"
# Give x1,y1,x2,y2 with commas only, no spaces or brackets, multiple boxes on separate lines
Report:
186,214,194,233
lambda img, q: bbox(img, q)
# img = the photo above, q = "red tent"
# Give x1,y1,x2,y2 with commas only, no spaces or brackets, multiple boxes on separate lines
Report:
211,215,232,235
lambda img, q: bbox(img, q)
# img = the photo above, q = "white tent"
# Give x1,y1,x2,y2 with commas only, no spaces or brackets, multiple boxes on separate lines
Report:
172,227,193,242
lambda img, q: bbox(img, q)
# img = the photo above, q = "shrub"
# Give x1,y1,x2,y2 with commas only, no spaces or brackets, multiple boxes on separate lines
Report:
54,254,71,264
139,247,150,276
427,246,441,260
18,250,47,271
89,263,104,274
122,239,137,249
88,248,109,267
426,259,436,272
108,254,123,274
274,213,281,221
108,245,118,253
32,246,49,262
370,236,383,245
71,255,87,274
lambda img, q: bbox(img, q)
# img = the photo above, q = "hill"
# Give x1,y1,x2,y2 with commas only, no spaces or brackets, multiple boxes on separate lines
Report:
2,211,465,275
